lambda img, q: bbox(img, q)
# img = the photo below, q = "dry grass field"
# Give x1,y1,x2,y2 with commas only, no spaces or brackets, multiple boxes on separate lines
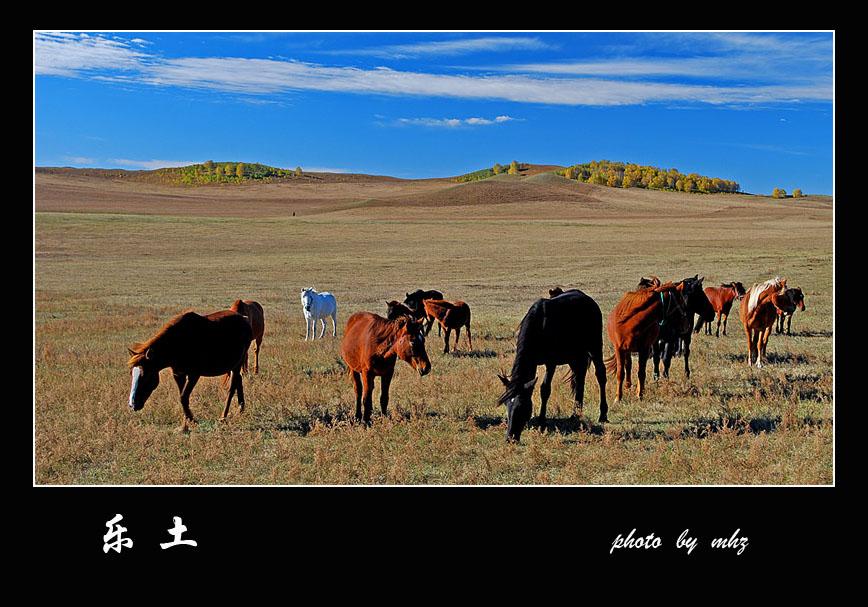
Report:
34,168,834,485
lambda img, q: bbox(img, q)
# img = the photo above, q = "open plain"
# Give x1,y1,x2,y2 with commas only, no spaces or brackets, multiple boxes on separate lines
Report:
34,167,834,485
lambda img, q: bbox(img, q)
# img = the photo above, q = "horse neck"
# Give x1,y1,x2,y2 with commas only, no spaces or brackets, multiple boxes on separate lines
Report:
373,320,407,359
509,305,544,382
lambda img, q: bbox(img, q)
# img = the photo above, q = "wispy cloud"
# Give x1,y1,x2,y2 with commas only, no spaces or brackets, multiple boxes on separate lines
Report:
109,158,202,169
395,115,519,128
331,36,556,59
34,32,833,107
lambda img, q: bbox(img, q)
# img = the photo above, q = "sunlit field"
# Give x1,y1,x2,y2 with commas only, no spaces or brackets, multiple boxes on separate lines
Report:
34,178,833,485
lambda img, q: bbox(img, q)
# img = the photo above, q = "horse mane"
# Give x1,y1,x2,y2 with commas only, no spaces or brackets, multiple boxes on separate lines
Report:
127,310,194,368
371,315,419,357
614,281,679,321
747,277,783,314
499,301,545,402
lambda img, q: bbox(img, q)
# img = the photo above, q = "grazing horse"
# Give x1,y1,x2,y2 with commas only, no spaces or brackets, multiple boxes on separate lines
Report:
230,299,265,373
422,299,472,353
385,300,415,320
341,312,431,424
740,277,797,368
497,289,608,443
403,289,444,335
652,276,715,379
695,282,746,337
127,310,253,430
776,287,805,335
300,287,338,341
605,281,686,402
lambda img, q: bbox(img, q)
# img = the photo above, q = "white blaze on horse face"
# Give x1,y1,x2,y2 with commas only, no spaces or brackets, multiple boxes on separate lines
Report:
129,366,143,410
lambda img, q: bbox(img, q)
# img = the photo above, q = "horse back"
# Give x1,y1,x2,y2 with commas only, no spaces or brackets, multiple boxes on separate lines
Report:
165,310,253,376
231,299,265,340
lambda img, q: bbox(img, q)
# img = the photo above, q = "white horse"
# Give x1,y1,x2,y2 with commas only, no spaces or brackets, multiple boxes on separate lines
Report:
300,287,338,341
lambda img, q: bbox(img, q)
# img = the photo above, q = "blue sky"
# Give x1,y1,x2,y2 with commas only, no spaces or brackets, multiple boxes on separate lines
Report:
33,31,834,195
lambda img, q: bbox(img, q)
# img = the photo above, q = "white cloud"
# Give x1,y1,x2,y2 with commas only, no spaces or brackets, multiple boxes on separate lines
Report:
109,158,201,170
396,115,520,128
33,32,833,107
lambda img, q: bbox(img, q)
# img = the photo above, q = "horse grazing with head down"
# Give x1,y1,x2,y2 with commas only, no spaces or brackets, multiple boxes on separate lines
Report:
341,312,431,424
422,299,472,353
498,289,608,443
652,275,715,380
776,287,805,335
230,299,265,373
127,309,253,430
605,281,686,402
403,289,444,335
739,277,798,368
694,281,746,337
300,287,338,341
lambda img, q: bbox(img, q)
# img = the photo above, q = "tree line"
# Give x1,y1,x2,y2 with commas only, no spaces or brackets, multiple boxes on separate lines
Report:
558,160,741,194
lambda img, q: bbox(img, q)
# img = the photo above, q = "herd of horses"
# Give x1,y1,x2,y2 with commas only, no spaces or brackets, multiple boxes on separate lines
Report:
126,278,806,441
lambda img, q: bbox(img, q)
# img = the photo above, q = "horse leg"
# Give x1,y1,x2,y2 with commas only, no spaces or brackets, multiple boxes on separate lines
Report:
682,335,691,378
351,371,363,422
331,311,338,337
745,326,757,368
220,370,245,420
624,352,633,390
453,327,461,352
721,312,728,336
615,351,626,402
662,340,674,379
443,327,451,354
304,315,311,341
652,342,661,380
538,363,556,430
179,375,200,429
318,317,327,339
786,314,793,336
253,338,262,374
760,325,773,365
465,323,472,351
568,356,588,416
379,369,394,417
362,372,376,425
590,350,609,423
636,350,649,400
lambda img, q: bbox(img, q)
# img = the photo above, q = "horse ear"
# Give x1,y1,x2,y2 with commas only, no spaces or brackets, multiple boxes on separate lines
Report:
497,374,510,386
523,377,538,392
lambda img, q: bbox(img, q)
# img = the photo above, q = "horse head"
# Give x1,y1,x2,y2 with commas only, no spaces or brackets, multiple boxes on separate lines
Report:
790,287,806,311
393,318,431,377
731,282,747,299
497,373,538,443
300,287,315,312
549,287,564,298
682,275,715,322
127,345,161,411
638,276,661,290
386,300,415,320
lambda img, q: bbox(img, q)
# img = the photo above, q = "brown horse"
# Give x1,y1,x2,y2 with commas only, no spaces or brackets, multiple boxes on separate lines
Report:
385,300,415,320
605,281,686,402
403,289,444,335
341,312,431,424
422,299,472,353
127,310,253,429
230,299,265,373
695,282,746,337
775,287,805,335
739,277,798,368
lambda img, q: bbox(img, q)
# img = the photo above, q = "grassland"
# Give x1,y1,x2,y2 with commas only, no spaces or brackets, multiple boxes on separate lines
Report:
34,169,833,485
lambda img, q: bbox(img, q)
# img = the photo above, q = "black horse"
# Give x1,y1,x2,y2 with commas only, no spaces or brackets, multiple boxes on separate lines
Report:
652,275,715,380
403,289,444,335
497,289,608,443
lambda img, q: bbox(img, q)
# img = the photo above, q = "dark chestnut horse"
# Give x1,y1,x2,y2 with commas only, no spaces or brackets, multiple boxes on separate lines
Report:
341,312,431,424
498,289,608,442
403,289,444,334
739,277,798,368
605,281,686,402
652,275,715,379
694,282,746,337
385,300,415,320
775,287,805,335
127,310,253,429
422,299,472,353
230,299,265,373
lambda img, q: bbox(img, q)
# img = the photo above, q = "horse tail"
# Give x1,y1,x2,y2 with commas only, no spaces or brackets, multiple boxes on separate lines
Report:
604,353,618,376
